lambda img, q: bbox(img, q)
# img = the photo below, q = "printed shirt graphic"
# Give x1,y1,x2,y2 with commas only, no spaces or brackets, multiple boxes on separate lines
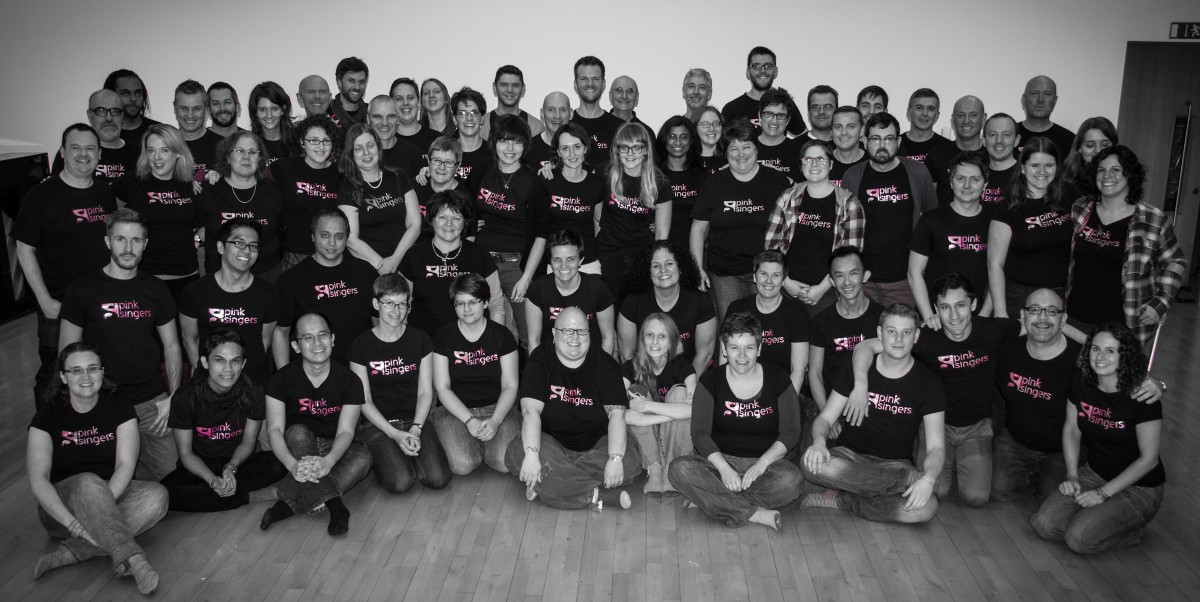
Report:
910,205,993,305
754,137,803,176
544,169,606,264
997,203,1073,288
857,163,915,282
267,157,341,255
434,320,517,409
113,175,197,276
399,241,499,336
277,256,378,364
692,168,790,276
180,275,280,384
525,273,614,348
339,169,415,258
1070,376,1165,487
474,166,551,254
726,294,810,373
521,346,626,451
618,289,715,362
196,179,284,274
267,361,364,439
595,169,671,254
912,317,1020,427
350,327,433,421
810,302,885,392
168,379,266,459
700,363,797,458
833,362,945,462
12,177,116,299
995,337,1080,452
783,189,838,285
30,397,136,483
982,164,1018,206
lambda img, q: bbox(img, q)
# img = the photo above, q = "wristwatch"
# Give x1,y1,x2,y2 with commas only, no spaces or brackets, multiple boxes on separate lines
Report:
608,454,623,462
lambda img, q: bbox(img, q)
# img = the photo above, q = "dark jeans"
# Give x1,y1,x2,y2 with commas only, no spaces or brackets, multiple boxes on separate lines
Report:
1031,464,1163,554
918,417,993,507
432,404,520,475
160,451,287,512
359,421,452,493
668,453,803,527
37,474,168,571
133,395,178,482
34,308,61,410
802,446,938,524
276,425,372,514
991,428,1065,502
504,434,642,509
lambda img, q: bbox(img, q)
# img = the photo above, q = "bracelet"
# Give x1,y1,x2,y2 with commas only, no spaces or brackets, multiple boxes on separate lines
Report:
223,463,238,474
608,454,623,462
1095,488,1110,501
919,474,936,486
412,422,423,429
464,416,476,426
524,445,539,455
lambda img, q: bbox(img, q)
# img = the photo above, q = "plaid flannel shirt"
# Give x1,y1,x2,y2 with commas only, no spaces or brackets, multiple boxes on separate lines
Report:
764,182,866,257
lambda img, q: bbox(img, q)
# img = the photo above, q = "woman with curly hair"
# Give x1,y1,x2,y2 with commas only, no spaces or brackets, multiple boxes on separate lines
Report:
267,114,343,270
616,240,716,376
1031,323,1164,554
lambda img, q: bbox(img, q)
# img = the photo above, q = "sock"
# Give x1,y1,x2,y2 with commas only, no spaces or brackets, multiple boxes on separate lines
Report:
800,490,841,509
326,497,350,536
33,545,78,579
260,501,295,530
125,554,159,595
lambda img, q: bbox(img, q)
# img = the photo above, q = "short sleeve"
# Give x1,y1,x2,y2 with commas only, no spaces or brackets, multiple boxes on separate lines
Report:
909,212,934,256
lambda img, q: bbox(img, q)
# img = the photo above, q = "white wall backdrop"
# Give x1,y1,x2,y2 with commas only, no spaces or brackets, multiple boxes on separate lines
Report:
1,0,1197,155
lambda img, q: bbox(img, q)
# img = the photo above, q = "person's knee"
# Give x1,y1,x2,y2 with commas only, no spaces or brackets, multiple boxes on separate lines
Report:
959,483,991,508
898,495,938,524
72,472,109,496
423,472,452,490
446,453,480,476
145,482,170,520
283,424,315,449
1063,525,1100,555
376,469,416,494
1030,509,1062,541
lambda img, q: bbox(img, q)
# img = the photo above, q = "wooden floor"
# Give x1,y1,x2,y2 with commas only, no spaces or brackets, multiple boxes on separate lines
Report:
1,309,1198,601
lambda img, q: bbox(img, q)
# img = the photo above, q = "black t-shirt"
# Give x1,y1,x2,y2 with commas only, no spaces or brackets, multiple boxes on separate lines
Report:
698,154,727,177
267,360,364,440
910,205,992,308
619,289,715,362
785,188,838,285
13,177,116,299
267,158,341,255
30,397,137,483
726,295,809,373
196,179,283,274
543,169,605,265
120,117,161,146
168,378,266,459
520,345,626,452
475,166,551,256
621,355,695,401
380,139,424,179
692,167,789,276
755,137,803,178
456,143,493,194
339,169,416,259
186,131,225,175
996,202,1073,288
1067,213,1129,324
810,302,885,392
927,144,983,207
898,133,949,166
833,360,945,461
525,135,555,171
983,163,1018,207
52,143,139,185
595,168,671,254
662,166,707,252
1017,123,1075,163
349,327,433,422
112,175,198,276
829,154,867,189
569,111,626,155
276,256,377,364
180,274,280,385
911,317,1021,427
1070,376,1165,487
697,364,799,458
397,127,440,160
260,138,290,168
720,93,806,137
60,270,177,404
525,274,614,348
434,319,517,408
398,241,498,335
412,180,462,241
856,163,916,282
996,337,1080,453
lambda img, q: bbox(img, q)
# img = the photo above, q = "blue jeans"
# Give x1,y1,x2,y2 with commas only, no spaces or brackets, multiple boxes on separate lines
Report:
1031,464,1163,554
801,446,939,524
134,394,179,482
919,417,992,507
159,451,287,512
504,434,642,509
276,424,372,514
991,428,1065,502
492,252,528,349
359,420,452,493
708,273,755,324
431,404,520,475
668,454,803,527
37,474,168,571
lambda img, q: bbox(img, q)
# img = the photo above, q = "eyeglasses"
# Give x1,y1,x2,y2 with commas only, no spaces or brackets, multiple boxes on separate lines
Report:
749,63,776,72
63,365,103,377
429,158,458,169
297,331,331,345
89,107,124,117
801,157,829,166
554,327,590,337
760,110,789,122
697,120,722,131
223,239,260,252
378,299,410,310
867,136,900,145
453,298,485,309
616,143,646,155
303,138,333,147
1023,305,1063,317
231,148,261,158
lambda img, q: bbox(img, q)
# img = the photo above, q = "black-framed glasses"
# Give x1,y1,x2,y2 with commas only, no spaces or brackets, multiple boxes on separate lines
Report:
90,107,124,117
223,239,261,252
378,299,410,310
554,327,590,337
1023,305,1063,317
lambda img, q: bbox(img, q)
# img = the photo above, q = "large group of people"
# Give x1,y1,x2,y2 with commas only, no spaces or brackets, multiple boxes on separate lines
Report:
18,48,1186,594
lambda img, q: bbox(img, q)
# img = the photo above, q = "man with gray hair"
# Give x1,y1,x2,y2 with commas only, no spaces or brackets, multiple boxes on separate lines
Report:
682,68,712,122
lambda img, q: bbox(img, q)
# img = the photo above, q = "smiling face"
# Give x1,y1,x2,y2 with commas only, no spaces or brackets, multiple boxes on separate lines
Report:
801,145,831,184
495,136,526,171
746,53,777,92
541,92,571,135
61,129,100,180
984,117,1018,162
174,92,207,136
301,125,333,166
574,65,605,104
255,98,284,133
432,208,465,244
696,108,722,148
391,82,420,125
429,149,459,186
725,138,758,177
375,292,411,329
493,73,525,109
556,132,586,170
61,350,104,400
453,99,482,138
650,247,680,290
549,244,582,285
759,102,790,138
1088,331,1120,379
907,96,940,132
610,76,638,113
338,70,368,104
665,126,692,160
368,98,399,141
297,75,331,116
1021,289,1064,344
858,94,886,120
952,97,985,140
202,341,245,394
291,314,334,364
950,162,984,204
144,133,178,180
754,261,785,300
723,333,760,375
935,287,976,340
830,111,863,152
641,318,672,362
218,226,260,274
553,307,591,362
1095,155,1129,200
422,81,446,113
1022,151,1057,196
209,88,239,128
683,75,711,110
829,254,867,301
1078,128,1113,163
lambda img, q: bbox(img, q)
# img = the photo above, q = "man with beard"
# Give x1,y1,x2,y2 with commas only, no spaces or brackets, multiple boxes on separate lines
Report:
829,106,867,188
59,208,182,480
681,68,712,122
174,80,225,174
52,90,138,184
569,56,627,154
928,95,986,207
104,69,160,144
527,92,571,170
391,77,439,159
330,57,369,126
481,65,544,141
367,95,423,178
721,47,804,136
754,89,803,177
297,75,333,119
796,85,838,144
841,112,937,308
207,82,242,138
1017,76,1074,159
897,89,947,166
981,114,1020,207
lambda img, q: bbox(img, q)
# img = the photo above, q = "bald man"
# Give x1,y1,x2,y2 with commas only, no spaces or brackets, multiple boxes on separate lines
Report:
527,92,572,170
367,95,423,177
1016,75,1074,159
51,90,139,184
296,75,333,118
927,95,987,207
609,75,651,135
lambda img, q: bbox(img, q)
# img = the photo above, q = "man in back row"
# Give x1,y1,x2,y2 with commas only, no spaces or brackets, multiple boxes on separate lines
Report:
721,46,805,136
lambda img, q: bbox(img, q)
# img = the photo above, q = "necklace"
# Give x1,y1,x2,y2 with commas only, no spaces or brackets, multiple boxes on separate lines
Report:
433,241,462,264
364,172,383,190
231,182,257,204
499,170,518,190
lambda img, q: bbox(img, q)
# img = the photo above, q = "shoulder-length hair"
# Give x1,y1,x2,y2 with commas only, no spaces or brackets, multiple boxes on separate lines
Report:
623,240,702,297
45,342,117,407
1063,116,1117,188
631,312,683,401
1077,323,1147,397
248,81,295,145
655,115,701,170
136,123,195,182
338,123,395,207
607,122,663,209
1007,136,1064,212
214,131,267,180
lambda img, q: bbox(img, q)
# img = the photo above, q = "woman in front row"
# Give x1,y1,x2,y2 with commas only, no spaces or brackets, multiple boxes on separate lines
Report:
27,343,167,595
1031,323,1164,554
668,313,803,530
162,329,286,512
